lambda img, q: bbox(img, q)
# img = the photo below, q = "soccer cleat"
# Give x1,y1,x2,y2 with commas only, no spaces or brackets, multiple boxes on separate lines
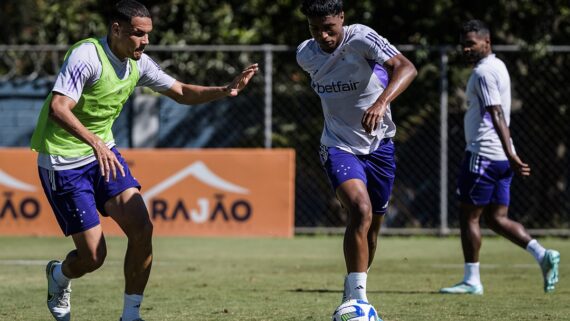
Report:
46,260,71,321
119,319,145,321
540,249,560,293
439,282,483,295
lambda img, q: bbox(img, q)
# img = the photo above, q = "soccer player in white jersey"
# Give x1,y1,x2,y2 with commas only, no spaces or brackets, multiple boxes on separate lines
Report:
30,1,258,320
296,0,417,316
440,20,560,295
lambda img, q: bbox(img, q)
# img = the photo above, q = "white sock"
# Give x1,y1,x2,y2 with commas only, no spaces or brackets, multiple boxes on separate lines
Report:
122,294,143,321
526,239,546,264
347,272,368,302
52,262,70,288
463,262,481,286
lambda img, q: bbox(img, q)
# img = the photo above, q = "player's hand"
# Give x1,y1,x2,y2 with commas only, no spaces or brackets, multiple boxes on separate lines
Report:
92,139,125,182
226,63,259,96
509,154,531,177
362,103,387,134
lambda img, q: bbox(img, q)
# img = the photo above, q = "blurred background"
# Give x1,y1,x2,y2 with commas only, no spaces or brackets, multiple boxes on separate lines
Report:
1,0,569,235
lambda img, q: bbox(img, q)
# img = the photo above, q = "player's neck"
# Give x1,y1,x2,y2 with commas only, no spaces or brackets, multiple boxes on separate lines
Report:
107,35,128,62
473,51,492,66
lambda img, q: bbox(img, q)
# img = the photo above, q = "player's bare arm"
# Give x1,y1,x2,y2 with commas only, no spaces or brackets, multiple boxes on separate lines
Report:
487,104,531,176
161,63,259,104
49,93,125,181
361,54,417,133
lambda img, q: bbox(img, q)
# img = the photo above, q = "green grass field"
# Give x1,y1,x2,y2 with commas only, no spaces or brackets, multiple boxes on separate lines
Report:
0,235,568,321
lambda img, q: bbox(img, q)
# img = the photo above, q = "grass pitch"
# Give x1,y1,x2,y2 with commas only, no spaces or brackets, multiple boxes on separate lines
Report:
0,235,568,321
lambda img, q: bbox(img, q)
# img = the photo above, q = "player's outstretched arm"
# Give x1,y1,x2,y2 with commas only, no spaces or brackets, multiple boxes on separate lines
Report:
161,63,259,105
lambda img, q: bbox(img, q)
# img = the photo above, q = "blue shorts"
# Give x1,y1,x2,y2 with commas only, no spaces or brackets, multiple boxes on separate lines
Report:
38,147,141,236
456,151,512,206
319,139,396,215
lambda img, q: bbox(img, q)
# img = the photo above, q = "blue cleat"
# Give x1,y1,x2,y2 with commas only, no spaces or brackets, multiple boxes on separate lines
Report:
540,249,560,293
439,282,483,295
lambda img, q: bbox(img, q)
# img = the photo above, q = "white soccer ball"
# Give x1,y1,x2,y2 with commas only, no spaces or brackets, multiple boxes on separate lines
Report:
331,299,380,321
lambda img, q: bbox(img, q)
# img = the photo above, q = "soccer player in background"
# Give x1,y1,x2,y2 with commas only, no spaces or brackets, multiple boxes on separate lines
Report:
30,0,258,320
296,0,417,315
439,20,560,295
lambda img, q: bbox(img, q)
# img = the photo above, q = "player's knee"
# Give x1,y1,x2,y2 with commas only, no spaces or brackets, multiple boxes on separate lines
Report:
484,210,507,228
128,220,153,246
82,248,107,272
347,202,373,229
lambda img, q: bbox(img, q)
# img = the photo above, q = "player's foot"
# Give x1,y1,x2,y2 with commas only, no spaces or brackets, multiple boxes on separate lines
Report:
119,318,145,321
439,282,483,295
46,260,71,321
540,249,560,293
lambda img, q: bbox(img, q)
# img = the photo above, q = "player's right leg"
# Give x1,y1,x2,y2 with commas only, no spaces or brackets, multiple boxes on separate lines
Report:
319,145,372,303
337,178,373,302
38,163,107,320
440,152,491,295
439,203,485,295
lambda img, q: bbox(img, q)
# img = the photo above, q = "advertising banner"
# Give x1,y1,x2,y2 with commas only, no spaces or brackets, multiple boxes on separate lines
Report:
0,148,295,237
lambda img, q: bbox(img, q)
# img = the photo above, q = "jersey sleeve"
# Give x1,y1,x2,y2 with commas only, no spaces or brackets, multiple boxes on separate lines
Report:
353,25,400,65
136,54,176,92
296,39,313,74
475,68,502,107
52,43,100,103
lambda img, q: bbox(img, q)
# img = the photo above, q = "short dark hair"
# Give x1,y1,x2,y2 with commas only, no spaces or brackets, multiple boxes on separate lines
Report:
300,0,343,17
461,19,490,37
109,0,151,24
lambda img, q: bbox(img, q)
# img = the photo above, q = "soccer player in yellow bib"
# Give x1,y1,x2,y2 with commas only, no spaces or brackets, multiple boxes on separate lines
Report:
30,1,258,320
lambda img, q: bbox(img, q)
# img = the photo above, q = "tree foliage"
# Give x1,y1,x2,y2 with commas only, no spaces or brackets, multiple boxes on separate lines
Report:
1,0,568,46
1,0,569,227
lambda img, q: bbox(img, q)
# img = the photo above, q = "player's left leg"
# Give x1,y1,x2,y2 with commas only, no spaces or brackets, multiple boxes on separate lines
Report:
363,138,395,270
367,215,384,268
483,204,560,292
107,187,153,321
97,148,152,321
483,204,531,248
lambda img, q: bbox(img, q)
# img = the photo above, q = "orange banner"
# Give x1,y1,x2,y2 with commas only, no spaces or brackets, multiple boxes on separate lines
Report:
0,148,295,237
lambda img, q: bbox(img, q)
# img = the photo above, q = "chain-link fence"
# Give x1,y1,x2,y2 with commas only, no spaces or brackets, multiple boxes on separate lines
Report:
1,44,569,235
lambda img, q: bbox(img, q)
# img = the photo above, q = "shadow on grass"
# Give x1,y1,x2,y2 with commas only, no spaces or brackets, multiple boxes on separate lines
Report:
289,288,439,294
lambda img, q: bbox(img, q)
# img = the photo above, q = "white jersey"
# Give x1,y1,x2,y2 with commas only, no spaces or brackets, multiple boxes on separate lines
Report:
464,54,514,160
52,37,175,103
39,37,177,170
296,24,400,155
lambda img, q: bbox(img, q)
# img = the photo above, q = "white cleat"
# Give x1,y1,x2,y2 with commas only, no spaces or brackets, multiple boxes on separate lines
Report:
46,260,71,321
440,282,484,295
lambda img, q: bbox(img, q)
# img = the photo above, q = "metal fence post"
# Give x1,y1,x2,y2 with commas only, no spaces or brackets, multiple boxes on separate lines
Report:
439,47,450,235
263,44,273,149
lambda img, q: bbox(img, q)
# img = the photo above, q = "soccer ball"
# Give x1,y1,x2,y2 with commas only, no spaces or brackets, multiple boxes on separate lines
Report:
332,299,380,321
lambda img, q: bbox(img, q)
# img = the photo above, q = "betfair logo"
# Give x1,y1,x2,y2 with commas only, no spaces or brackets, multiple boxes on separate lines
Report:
312,80,360,94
